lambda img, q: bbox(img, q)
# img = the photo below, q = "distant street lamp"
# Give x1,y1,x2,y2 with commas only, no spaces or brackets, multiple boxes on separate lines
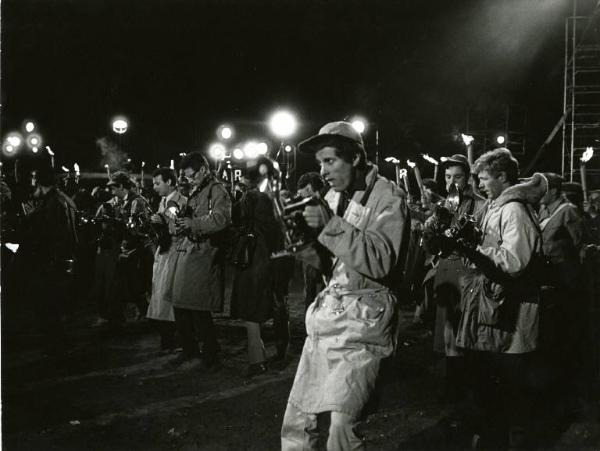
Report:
232,148,244,160
496,135,506,145
351,119,366,134
209,143,226,161
218,125,234,141
24,121,36,133
112,117,128,134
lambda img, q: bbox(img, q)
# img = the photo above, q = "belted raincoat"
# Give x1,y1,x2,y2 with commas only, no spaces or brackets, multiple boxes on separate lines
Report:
287,165,410,416
171,177,231,312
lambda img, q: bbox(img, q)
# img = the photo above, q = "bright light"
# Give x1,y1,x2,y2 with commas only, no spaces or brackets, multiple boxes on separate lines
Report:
496,135,506,145
170,159,175,169
112,117,128,134
141,161,146,167
219,125,234,140
406,160,416,168
581,147,594,163
5,145,14,153
27,134,42,149
25,122,35,133
257,142,268,155
269,111,297,138
243,141,259,159
6,133,22,148
46,146,54,156
32,147,39,153
461,134,474,146
209,143,226,160
384,157,400,164
74,163,80,174
351,120,366,134
440,156,449,163
61,166,70,172
422,154,439,165
284,145,293,153
233,148,244,160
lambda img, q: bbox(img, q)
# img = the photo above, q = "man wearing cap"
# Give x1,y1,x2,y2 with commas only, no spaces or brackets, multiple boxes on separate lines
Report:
281,122,410,450
422,154,485,419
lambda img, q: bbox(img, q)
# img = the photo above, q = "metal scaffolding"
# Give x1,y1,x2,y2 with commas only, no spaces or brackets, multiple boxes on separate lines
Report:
562,0,600,182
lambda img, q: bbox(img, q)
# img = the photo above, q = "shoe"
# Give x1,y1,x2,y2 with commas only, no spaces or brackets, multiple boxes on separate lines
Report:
244,362,268,378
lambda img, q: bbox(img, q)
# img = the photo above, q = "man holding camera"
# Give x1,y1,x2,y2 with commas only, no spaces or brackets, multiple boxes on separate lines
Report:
453,148,547,449
146,167,187,351
422,154,486,428
281,122,410,450
170,152,231,370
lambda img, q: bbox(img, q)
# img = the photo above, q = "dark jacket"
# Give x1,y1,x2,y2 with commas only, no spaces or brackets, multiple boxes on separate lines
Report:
230,189,284,322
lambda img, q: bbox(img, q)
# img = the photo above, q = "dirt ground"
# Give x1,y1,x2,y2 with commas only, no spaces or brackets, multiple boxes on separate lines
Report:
2,269,600,451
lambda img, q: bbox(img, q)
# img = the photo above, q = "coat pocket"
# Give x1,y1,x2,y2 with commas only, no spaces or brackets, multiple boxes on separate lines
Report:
477,278,505,326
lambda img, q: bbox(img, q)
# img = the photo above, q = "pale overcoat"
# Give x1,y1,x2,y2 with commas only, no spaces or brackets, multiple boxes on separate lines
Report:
147,190,187,321
171,178,231,312
287,165,410,416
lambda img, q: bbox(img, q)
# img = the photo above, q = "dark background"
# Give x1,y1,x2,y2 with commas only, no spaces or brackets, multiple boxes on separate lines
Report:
1,0,594,179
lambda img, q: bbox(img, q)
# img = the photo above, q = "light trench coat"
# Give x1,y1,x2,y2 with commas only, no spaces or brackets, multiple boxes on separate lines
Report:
146,190,187,321
456,175,546,353
287,165,410,416
171,178,232,312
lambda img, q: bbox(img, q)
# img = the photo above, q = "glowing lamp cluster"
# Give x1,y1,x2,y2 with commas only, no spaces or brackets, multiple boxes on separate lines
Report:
461,134,474,146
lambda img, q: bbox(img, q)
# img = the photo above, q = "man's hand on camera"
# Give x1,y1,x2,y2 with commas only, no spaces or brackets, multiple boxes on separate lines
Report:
175,217,193,233
303,205,328,230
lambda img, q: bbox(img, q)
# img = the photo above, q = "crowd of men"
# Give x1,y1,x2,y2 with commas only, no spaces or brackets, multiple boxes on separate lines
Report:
2,120,600,450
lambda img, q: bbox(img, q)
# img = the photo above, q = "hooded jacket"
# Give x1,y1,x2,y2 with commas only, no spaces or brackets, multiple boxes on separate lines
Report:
456,173,547,353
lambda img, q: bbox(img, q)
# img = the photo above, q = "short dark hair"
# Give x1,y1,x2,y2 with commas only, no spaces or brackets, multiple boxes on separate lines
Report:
543,172,563,192
152,167,177,186
297,172,325,193
316,136,368,170
472,147,519,184
180,151,210,172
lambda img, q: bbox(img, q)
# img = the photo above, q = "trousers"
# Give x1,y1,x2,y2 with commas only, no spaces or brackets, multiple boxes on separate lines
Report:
281,402,365,451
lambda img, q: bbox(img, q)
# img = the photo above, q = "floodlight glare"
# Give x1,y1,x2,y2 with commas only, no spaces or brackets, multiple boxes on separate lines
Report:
269,111,297,138
7,133,22,148
257,142,268,155
5,145,14,153
496,135,506,145
284,145,293,153
209,143,226,160
25,121,35,133
112,117,129,134
351,120,366,134
233,148,244,160
243,141,259,159
32,147,39,153
219,125,233,140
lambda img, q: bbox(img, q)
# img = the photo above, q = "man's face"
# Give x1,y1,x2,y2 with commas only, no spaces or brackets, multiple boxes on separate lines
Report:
110,185,127,199
316,146,355,192
444,165,468,192
183,165,208,189
297,184,316,198
478,170,505,200
153,175,172,197
541,187,559,206
590,192,600,212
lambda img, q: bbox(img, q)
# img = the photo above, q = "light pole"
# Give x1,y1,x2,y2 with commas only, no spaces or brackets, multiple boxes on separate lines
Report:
269,110,298,187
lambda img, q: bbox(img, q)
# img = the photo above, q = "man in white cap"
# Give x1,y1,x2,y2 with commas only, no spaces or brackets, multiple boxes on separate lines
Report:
281,121,410,450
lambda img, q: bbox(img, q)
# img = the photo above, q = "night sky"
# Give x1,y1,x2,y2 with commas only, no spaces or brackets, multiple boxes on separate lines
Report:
1,0,593,178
